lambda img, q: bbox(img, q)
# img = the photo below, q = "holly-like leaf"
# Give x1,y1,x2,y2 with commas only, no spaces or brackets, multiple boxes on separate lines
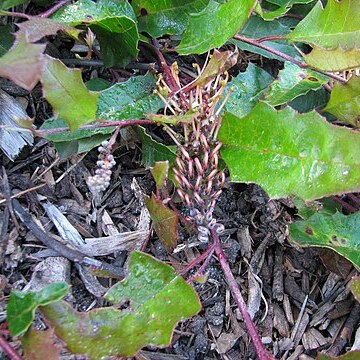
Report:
264,62,328,106
219,102,360,201
151,161,170,189
144,194,178,251
350,276,360,303
41,56,99,130
41,252,201,360
52,0,139,67
15,17,81,43
289,88,329,113
233,16,298,61
7,282,69,337
22,328,60,360
324,76,360,128
97,73,163,121
288,0,360,50
177,0,256,55
0,35,45,90
290,211,360,270
224,62,273,118
132,0,209,38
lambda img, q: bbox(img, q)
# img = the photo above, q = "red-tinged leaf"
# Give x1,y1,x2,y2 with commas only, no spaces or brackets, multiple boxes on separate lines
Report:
0,35,45,90
319,248,353,279
16,17,81,43
151,161,169,189
41,252,201,360
41,56,99,130
349,276,360,304
144,194,178,251
22,328,60,360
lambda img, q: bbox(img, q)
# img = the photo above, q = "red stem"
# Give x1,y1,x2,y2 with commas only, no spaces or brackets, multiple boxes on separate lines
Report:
256,35,286,43
0,334,23,360
35,119,155,137
38,0,71,18
211,230,275,360
233,34,347,84
187,246,215,283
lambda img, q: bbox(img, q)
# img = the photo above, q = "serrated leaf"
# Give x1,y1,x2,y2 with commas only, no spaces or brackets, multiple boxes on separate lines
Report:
290,211,360,270
288,0,360,50
22,328,60,360
256,0,314,20
224,62,273,118
264,62,328,106
7,282,69,337
318,352,360,360
350,276,360,303
42,252,201,360
289,87,329,113
136,127,176,167
324,76,360,128
0,35,45,90
52,0,138,67
219,102,360,201
177,0,256,55
133,0,209,38
41,56,99,131
15,17,81,43
144,194,178,251
97,73,163,121
233,16,298,61
151,161,169,188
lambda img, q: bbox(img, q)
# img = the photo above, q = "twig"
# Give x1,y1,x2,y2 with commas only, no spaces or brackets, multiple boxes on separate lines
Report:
1,11,30,19
233,34,347,84
35,119,155,137
0,334,23,360
0,184,46,205
211,229,275,360
12,199,124,278
38,0,71,18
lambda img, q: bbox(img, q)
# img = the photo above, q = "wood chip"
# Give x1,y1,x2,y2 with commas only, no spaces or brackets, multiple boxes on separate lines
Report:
273,303,290,338
283,294,295,326
273,245,284,301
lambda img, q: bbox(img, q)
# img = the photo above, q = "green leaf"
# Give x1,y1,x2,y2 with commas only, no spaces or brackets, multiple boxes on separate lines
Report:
97,73,163,120
133,0,209,38
86,77,111,91
233,16,298,61
42,252,201,360
147,111,198,125
22,328,60,360
15,17,81,43
0,0,28,10
41,56,99,131
318,352,360,360
52,0,139,67
219,102,360,201
0,34,45,91
144,194,178,251
0,24,15,56
324,76,360,128
350,276,360,303
136,127,176,167
264,62,328,106
290,211,360,270
7,282,69,337
288,0,360,50
177,0,256,55
224,62,273,118
151,161,170,188
289,87,329,113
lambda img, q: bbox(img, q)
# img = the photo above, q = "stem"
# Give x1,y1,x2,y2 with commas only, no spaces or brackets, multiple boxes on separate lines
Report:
256,35,286,43
1,11,30,19
0,334,23,360
211,230,275,360
38,0,71,18
233,34,347,84
35,119,154,137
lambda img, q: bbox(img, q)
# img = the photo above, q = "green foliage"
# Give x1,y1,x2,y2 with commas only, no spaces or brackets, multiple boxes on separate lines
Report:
41,56,99,130
350,276,360,303
151,161,170,188
219,102,360,201
7,283,69,337
53,0,139,67
290,211,360,270
318,352,360,360
144,194,178,250
324,76,360,128
0,24,14,56
41,252,201,360
264,62,328,106
0,0,28,10
177,0,256,54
